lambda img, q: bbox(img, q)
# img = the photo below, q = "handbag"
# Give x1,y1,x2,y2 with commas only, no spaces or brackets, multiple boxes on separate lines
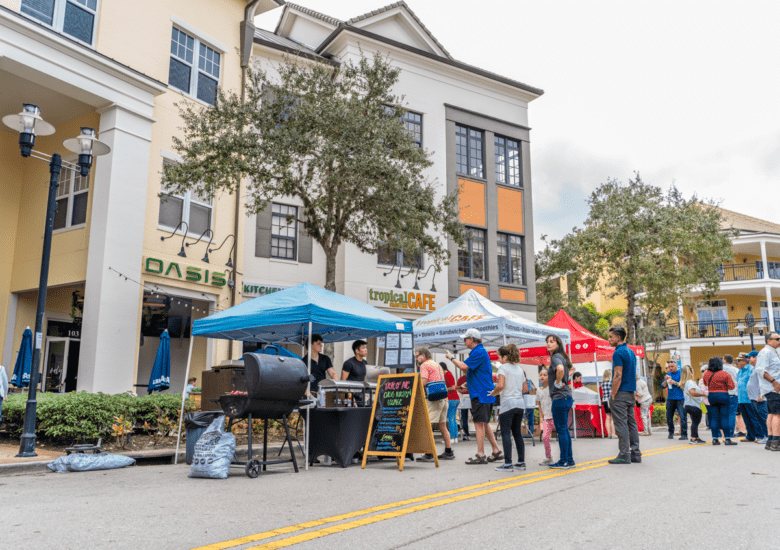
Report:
424,364,448,401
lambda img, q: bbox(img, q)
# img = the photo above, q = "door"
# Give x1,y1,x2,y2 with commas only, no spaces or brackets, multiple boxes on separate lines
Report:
44,338,68,392
65,340,80,392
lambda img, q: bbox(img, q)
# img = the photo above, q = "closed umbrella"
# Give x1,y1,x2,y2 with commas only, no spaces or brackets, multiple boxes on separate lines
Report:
148,330,171,393
10,327,33,387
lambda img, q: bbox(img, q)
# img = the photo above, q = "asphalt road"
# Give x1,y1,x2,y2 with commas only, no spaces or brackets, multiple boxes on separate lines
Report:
3,432,778,550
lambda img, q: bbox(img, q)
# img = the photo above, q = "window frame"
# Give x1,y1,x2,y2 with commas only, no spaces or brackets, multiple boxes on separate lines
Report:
376,243,423,270
494,135,522,187
52,156,89,233
168,25,222,106
270,202,298,261
455,124,485,179
20,0,100,47
497,232,525,286
158,159,214,238
458,227,487,280
402,110,423,148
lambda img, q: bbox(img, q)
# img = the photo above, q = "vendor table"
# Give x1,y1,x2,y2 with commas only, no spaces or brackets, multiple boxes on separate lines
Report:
308,407,373,468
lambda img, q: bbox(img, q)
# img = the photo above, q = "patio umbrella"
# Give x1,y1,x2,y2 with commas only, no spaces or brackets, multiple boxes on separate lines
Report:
147,330,171,393
10,327,32,387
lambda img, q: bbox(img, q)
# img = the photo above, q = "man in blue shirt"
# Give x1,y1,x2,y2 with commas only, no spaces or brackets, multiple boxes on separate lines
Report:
662,359,687,440
607,326,641,465
735,352,764,442
447,328,501,464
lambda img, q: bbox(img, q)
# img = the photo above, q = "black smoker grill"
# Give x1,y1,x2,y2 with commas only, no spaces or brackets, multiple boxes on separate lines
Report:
216,349,313,478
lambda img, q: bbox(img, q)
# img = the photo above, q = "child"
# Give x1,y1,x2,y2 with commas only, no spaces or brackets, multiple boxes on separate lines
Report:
600,369,615,438
185,377,197,399
537,369,554,465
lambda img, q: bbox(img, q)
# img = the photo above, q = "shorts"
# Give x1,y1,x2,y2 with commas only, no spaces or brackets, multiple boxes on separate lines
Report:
471,397,493,423
602,401,611,414
427,397,448,424
766,392,780,415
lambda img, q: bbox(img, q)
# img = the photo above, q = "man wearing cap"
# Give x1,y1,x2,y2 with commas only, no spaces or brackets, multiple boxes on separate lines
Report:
736,352,764,442
747,350,768,444
447,329,502,464
755,332,780,450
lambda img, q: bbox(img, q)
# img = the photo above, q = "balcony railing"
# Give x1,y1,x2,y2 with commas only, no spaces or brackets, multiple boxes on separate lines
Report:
663,323,680,341
663,317,775,339
719,261,780,282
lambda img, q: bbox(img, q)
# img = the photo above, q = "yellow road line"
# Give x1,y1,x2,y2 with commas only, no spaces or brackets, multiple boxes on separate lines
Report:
193,443,695,550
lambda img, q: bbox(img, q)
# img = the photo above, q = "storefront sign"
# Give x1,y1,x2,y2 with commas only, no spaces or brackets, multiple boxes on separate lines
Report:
143,257,226,287
242,282,290,297
368,286,436,311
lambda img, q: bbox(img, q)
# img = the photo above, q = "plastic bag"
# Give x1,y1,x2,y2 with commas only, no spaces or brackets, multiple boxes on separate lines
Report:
188,415,235,479
184,411,226,430
47,453,136,473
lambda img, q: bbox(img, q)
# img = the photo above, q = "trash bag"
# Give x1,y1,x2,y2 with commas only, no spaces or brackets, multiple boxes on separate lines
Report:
188,415,235,479
184,411,225,430
47,453,136,473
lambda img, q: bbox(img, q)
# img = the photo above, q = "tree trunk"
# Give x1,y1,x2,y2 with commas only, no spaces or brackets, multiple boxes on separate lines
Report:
324,243,338,293
626,284,636,345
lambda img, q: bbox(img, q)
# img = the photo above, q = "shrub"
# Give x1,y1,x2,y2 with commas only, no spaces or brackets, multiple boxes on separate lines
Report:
651,405,666,426
0,391,194,443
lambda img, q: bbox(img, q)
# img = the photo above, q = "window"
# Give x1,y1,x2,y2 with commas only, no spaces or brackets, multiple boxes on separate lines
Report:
455,125,485,178
494,136,521,186
169,27,221,105
497,233,524,285
696,300,727,332
376,244,422,269
402,111,422,148
158,160,213,235
53,162,89,230
759,301,780,326
271,203,297,260
21,0,98,44
458,228,486,280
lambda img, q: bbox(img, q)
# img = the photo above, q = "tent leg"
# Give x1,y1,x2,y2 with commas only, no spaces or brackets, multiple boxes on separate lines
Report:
174,336,196,465
305,321,312,472
596,353,605,439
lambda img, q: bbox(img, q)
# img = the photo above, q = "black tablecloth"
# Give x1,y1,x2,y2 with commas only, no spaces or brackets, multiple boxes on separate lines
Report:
308,407,372,468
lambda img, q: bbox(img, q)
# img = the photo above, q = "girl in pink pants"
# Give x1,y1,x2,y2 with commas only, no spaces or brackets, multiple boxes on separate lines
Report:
537,369,554,464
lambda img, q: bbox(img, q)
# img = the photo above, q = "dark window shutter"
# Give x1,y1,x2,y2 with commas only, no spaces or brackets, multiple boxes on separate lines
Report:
255,202,272,258
298,211,313,264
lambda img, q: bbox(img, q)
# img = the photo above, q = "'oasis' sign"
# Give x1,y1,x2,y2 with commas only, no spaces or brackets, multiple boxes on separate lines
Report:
144,257,226,287
368,286,436,311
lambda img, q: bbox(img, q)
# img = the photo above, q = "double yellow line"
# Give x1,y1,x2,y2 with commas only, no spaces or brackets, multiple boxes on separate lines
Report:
193,443,699,550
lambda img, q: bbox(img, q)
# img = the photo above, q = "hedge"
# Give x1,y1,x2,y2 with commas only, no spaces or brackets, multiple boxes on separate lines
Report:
651,405,666,426
1,391,194,443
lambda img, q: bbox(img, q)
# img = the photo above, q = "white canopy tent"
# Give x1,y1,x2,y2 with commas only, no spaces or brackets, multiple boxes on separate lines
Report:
413,290,570,351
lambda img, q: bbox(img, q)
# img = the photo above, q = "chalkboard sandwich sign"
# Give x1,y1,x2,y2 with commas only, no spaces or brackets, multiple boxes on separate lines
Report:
362,373,438,471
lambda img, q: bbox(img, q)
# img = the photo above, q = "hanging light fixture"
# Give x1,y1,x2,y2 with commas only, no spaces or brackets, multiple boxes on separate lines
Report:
2,104,55,157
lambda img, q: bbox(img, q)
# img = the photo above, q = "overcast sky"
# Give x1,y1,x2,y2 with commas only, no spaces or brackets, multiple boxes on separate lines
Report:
257,0,780,254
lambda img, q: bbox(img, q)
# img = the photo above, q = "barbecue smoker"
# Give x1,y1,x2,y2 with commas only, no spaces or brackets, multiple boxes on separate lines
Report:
216,349,313,478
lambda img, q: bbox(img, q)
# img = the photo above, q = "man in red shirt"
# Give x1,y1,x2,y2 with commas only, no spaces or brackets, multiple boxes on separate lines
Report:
572,372,583,389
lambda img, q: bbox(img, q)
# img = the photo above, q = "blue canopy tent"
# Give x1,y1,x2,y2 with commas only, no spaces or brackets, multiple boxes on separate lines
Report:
174,282,413,468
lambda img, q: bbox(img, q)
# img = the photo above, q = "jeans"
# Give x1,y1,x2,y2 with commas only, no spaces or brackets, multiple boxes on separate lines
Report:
460,408,470,437
708,392,730,440
447,400,459,440
727,395,738,438
685,405,702,440
525,407,535,434
498,407,525,464
552,397,574,464
611,391,641,460
754,400,769,438
666,399,687,437
739,402,764,440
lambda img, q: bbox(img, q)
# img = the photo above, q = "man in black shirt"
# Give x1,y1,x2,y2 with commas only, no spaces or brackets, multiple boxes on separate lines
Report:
342,340,368,382
302,334,335,393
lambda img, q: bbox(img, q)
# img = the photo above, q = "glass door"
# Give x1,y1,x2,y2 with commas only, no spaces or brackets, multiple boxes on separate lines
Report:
44,337,69,392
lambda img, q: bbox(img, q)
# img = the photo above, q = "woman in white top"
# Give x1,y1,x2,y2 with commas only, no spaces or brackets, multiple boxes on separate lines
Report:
680,365,707,444
489,343,527,472
537,368,554,465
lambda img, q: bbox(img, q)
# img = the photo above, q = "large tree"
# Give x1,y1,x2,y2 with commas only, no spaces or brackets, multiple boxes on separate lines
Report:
537,173,735,344
162,53,464,291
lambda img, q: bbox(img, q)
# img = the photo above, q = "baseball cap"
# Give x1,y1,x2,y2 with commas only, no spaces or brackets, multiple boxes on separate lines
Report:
747,350,758,358
736,352,749,361
460,328,482,340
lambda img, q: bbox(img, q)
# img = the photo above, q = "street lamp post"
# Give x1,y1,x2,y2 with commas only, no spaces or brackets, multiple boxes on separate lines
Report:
736,321,767,351
3,104,110,457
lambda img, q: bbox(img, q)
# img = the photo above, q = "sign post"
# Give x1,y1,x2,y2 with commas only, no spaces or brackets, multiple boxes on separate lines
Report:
362,373,438,471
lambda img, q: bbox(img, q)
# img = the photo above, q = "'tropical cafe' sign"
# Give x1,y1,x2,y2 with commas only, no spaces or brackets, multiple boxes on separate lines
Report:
143,257,227,287
368,286,436,311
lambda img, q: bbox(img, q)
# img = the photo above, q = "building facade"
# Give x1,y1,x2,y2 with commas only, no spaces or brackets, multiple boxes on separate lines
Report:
242,1,542,367
0,0,283,394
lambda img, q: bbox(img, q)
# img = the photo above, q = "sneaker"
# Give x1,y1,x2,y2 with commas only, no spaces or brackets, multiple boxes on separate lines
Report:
608,457,631,465
668,434,674,439
724,439,738,446
735,431,747,437
679,436,688,441
539,457,553,466
495,463,514,472
756,437,768,445
418,454,435,462
694,438,707,445
712,439,720,445
462,435,470,441
766,439,772,450
452,438,458,444
631,457,642,463
514,462,526,470
438,450,456,460
549,461,567,469
565,461,576,469
771,441,780,452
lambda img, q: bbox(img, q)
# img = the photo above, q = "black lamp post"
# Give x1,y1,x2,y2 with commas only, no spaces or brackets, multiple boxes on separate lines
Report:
3,104,110,457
